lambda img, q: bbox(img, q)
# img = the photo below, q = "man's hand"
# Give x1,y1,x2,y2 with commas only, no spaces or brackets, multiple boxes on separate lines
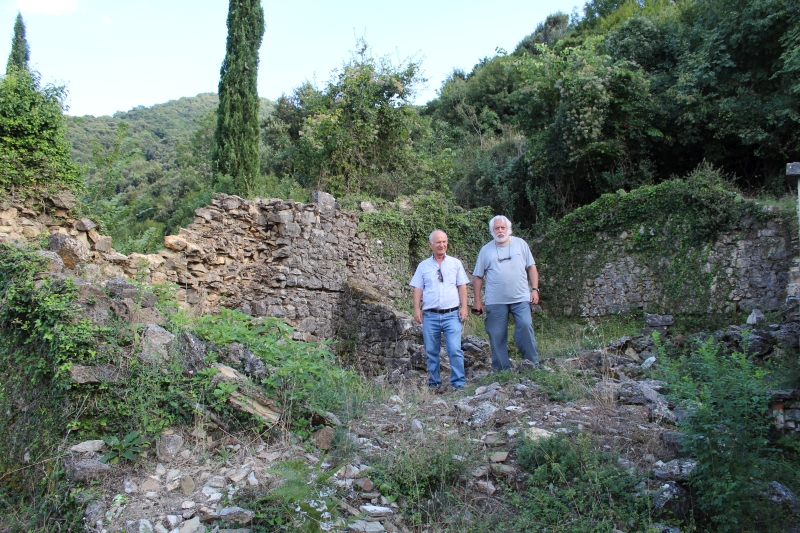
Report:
459,306,469,322
530,290,539,305
414,308,423,324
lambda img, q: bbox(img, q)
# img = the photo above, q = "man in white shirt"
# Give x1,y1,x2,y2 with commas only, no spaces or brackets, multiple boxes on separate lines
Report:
472,215,540,371
409,230,469,390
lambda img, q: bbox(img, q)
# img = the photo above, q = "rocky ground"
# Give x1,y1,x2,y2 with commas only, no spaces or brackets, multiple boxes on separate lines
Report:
68,324,727,533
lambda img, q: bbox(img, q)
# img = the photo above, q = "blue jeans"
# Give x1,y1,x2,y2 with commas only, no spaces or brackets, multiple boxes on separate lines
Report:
422,309,466,388
484,302,539,371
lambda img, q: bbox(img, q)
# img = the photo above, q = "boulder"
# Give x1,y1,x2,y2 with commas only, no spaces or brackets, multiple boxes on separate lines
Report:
48,233,90,268
644,313,674,327
68,458,111,481
156,434,185,462
140,324,175,364
654,459,697,481
49,192,76,210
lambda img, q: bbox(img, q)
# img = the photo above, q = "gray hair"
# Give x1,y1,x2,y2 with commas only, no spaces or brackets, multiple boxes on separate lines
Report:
489,215,513,238
429,229,447,243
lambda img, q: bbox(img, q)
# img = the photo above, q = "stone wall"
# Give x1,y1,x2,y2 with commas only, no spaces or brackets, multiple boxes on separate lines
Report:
147,192,414,368
548,216,797,317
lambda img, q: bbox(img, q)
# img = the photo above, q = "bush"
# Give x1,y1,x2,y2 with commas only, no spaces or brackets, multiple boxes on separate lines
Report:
370,434,469,525
511,434,655,532
660,338,798,532
0,68,80,191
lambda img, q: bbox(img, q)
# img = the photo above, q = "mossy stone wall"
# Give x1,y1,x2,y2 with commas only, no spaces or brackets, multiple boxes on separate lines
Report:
537,167,797,317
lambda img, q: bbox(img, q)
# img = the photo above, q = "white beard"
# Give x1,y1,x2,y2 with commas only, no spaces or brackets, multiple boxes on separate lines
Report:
494,234,510,244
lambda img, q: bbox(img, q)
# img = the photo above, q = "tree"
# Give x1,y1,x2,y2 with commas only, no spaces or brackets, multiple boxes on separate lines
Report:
0,69,80,190
290,39,425,196
212,0,264,195
6,12,29,74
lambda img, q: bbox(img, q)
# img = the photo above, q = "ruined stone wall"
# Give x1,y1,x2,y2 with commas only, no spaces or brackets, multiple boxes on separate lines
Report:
553,217,798,317
148,192,414,368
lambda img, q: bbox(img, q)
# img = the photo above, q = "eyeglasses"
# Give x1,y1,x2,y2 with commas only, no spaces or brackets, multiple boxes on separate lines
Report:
437,268,443,282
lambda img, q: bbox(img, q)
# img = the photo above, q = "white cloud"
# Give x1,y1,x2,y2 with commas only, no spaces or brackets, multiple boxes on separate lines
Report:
15,0,79,16
101,16,111,24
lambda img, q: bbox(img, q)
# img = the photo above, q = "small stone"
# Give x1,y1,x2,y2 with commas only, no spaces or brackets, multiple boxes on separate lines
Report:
178,516,200,533
154,524,169,533
156,463,167,475
206,475,226,488
354,477,374,491
141,478,160,492
181,476,195,494
525,427,553,441
166,515,183,528
247,471,258,486
411,419,423,431
312,426,335,451
124,479,138,493
359,504,393,517
349,520,386,532
472,465,490,477
229,468,250,483
218,506,254,524
76,217,97,232
641,357,656,369
136,519,154,533
69,458,110,481
181,501,196,509
490,452,509,463
70,440,105,454
475,480,496,495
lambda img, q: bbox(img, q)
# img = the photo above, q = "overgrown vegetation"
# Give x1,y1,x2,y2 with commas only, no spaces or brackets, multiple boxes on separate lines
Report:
0,244,365,530
504,434,655,532
658,337,800,532
537,164,795,317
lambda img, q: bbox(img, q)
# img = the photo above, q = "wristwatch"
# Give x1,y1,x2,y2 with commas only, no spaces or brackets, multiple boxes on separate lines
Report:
531,288,539,292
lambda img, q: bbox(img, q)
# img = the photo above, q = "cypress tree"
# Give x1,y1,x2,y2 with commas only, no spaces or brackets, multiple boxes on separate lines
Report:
6,12,29,73
212,0,265,194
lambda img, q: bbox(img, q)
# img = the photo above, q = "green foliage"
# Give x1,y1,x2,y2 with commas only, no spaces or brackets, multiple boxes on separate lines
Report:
537,164,791,316
0,68,81,191
511,434,655,532
659,338,795,532
213,0,265,195
358,191,492,289
192,308,351,421
246,459,339,532
370,434,468,523
6,12,29,74
99,431,150,464
268,39,427,198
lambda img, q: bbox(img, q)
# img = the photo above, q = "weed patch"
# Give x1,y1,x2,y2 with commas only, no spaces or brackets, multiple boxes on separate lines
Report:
510,434,656,532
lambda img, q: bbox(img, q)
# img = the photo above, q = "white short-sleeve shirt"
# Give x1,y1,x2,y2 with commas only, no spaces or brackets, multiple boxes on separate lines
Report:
409,255,469,311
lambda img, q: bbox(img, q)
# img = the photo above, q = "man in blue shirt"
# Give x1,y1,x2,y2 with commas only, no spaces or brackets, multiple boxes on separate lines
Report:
410,230,469,390
472,215,541,371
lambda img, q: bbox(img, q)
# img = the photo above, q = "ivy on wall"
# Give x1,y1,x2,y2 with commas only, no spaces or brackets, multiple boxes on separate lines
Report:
537,163,796,317
358,191,493,295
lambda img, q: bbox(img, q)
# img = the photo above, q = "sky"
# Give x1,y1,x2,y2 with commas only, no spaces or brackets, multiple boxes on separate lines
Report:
0,0,581,117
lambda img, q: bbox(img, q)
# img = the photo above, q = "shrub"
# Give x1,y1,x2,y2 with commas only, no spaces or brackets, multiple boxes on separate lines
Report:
660,338,796,532
0,68,80,191
512,434,655,532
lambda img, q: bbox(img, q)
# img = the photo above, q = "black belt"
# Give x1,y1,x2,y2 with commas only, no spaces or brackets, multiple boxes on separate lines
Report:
424,306,459,314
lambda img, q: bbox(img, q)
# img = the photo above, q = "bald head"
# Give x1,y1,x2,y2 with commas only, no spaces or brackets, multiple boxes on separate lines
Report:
428,230,448,259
